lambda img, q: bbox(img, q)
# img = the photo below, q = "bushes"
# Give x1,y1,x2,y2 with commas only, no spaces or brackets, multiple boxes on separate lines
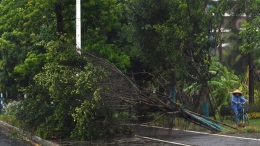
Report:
0,100,24,128
219,104,260,120
245,104,260,119
2,100,22,116
248,104,260,113
70,98,134,140
248,112,260,119
2,44,135,141
16,57,134,140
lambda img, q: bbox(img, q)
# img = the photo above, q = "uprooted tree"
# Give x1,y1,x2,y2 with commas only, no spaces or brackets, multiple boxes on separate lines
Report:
0,0,238,141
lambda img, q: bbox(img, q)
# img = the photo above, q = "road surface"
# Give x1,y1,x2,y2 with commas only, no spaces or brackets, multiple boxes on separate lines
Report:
2,122,260,146
134,125,260,146
0,126,29,146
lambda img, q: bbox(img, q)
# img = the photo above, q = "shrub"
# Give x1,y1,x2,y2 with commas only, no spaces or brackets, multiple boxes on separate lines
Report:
248,112,260,119
2,100,22,116
0,100,24,128
248,104,260,113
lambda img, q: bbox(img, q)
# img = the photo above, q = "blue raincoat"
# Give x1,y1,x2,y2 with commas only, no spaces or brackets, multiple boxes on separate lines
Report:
231,95,247,123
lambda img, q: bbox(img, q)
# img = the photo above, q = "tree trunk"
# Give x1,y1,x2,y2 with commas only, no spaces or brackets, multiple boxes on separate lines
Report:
55,0,63,34
193,81,209,114
248,53,254,105
218,43,223,64
245,1,254,105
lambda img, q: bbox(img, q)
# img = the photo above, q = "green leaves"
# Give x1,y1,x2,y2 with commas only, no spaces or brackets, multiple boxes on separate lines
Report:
0,0,134,140
208,60,243,107
126,0,220,86
239,21,260,54
14,53,46,77
16,40,109,139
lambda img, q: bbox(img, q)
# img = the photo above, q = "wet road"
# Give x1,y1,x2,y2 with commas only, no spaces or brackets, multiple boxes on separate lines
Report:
0,126,29,146
1,122,260,146
134,125,260,146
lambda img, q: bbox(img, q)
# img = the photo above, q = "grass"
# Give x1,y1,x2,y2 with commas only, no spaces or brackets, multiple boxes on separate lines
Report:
0,115,27,141
10,130,19,137
0,115,24,129
218,118,260,134
218,125,260,135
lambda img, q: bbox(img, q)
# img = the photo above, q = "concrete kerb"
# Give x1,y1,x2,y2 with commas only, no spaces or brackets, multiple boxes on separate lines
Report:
0,120,61,146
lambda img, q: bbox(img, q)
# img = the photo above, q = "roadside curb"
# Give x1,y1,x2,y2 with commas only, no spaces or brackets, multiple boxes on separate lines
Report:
0,120,61,146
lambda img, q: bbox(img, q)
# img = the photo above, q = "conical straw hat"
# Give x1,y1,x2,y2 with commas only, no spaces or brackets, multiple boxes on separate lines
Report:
233,89,242,94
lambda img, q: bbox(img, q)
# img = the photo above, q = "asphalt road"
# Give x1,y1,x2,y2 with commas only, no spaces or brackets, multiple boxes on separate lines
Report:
0,126,29,146
134,125,260,146
1,121,260,146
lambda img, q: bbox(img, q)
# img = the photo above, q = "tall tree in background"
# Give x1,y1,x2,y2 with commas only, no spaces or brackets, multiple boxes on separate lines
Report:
3,0,258,140
0,0,130,99
239,0,260,105
222,0,249,74
0,0,30,98
81,0,130,70
125,0,221,113
0,0,67,99
0,0,132,140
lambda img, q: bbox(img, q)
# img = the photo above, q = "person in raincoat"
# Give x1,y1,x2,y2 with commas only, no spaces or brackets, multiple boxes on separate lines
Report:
231,89,248,124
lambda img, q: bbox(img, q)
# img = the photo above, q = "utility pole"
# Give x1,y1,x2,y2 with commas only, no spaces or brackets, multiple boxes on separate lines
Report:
76,0,81,54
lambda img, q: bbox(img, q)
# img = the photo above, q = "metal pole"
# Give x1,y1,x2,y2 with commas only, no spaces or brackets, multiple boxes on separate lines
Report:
76,0,81,54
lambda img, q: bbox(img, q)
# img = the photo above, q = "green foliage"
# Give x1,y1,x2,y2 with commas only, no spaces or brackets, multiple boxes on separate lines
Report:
14,38,133,140
248,112,260,119
2,100,22,116
16,87,54,133
209,60,246,107
239,22,259,54
124,0,223,95
70,97,102,140
0,0,133,140
0,0,55,98
81,0,130,71
0,100,24,129
239,15,260,73
3,0,260,141
71,97,134,140
184,60,247,109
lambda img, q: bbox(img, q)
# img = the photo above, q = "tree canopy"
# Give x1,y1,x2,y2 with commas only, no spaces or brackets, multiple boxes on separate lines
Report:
1,0,260,140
